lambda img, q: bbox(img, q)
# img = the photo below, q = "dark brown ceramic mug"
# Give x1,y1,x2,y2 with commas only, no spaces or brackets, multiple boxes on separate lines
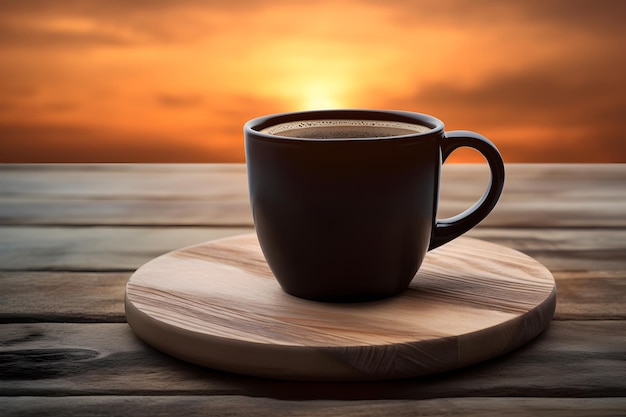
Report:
244,109,504,302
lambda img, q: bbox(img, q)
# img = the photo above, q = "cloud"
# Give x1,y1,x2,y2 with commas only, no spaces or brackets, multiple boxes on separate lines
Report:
0,123,240,163
368,0,626,33
408,61,625,129
515,0,626,36
0,0,276,15
0,90,287,163
157,94,206,108
0,0,287,47
384,46,626,162
2,0,624,49
0,3,196,47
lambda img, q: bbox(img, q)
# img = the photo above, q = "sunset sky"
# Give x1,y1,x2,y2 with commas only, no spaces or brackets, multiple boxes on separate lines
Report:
1,0,624,163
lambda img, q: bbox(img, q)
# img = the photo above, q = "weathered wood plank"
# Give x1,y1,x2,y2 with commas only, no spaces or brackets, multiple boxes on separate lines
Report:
469,228,626,271
1,270,624,323
0,226,253,271
0,164,252,225
3,197,624,228
0,321,624,398
0,198,253,226
440,163,626,228
1,227,623,272
0,272,129,323
1,164,624,227
2,164,622,199
1,396,625,417
553,271,626,320
0,164,247,197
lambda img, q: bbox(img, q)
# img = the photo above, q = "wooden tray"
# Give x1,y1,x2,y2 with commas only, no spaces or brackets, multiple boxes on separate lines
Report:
125,234,556,381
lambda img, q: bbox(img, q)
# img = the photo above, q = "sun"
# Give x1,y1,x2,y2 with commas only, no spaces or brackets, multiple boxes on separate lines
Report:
302,90,343,110
298,81,349,110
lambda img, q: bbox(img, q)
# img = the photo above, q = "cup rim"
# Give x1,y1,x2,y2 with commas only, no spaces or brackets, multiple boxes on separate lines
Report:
244,109,445,142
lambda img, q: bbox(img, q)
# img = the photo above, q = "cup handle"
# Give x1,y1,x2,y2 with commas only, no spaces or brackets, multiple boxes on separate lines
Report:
429,130,505,250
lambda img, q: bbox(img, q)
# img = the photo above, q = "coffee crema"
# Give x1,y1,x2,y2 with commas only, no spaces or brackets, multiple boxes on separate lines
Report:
259,119,431,139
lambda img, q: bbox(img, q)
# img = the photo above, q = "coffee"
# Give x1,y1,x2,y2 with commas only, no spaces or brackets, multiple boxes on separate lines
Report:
260,119,431,139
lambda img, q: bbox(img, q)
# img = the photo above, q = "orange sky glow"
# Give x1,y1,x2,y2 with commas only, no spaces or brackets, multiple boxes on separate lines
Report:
1,0,625,163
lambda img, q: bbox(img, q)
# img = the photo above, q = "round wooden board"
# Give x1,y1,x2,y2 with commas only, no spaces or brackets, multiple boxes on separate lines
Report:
125,234,556,381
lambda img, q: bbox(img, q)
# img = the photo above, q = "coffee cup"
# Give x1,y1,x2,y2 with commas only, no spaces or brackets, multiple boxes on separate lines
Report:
244,109,504,302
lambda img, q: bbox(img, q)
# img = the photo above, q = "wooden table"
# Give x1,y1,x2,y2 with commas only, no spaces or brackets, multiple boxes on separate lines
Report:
1,164,624,416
